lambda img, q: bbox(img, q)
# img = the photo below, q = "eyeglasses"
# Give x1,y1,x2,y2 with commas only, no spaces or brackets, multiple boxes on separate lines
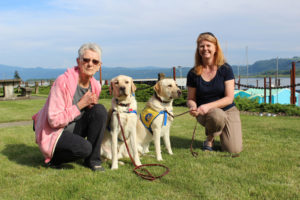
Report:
81,58,101,65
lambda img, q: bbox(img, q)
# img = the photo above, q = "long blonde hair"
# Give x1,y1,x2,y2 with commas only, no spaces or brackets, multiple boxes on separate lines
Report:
194,32,225,75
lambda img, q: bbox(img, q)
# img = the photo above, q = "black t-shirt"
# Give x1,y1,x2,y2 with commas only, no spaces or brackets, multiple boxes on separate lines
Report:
186,63,235,111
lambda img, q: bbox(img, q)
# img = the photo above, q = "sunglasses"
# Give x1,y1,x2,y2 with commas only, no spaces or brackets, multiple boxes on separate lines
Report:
82,58,101,65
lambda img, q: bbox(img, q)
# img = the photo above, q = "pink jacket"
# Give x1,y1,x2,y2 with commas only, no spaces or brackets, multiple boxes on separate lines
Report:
32,66,101,163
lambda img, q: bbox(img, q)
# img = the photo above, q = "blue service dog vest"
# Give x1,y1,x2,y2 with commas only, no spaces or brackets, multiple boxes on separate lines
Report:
140,107,168,134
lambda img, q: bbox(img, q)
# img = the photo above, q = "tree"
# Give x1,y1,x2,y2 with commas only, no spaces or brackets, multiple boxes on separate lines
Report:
14,70,21,80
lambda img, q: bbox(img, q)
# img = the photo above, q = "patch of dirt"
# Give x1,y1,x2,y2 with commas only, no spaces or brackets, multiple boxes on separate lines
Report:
0,121,33,128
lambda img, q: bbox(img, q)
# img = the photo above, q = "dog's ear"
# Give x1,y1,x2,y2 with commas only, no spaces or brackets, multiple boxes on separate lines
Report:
131,78,136,93
109,84,113,95
109,78,115,95
106,108,113,128
154,81,161,95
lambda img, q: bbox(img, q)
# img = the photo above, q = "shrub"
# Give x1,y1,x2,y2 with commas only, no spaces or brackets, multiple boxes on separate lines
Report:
135,84,154,102
100,85,112,99
100,84,154,101
234,97,300,116
38,86,51,95
173,90,188,106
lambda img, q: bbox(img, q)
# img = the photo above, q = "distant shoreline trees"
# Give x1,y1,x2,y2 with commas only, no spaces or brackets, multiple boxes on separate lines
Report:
14,70,21,80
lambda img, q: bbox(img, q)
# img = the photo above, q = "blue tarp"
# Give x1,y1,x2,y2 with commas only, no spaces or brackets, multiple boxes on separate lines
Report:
234,88,299,105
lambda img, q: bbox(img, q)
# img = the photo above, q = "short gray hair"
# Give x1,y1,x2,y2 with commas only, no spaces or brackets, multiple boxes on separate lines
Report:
78,43,102,61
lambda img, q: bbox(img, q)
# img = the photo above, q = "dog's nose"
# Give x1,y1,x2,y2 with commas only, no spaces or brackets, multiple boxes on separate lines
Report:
120,86,125,91
177,90,182,96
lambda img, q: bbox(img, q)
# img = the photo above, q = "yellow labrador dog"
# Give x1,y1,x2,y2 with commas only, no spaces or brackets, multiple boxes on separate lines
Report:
136,78,181,161
101,75,141,170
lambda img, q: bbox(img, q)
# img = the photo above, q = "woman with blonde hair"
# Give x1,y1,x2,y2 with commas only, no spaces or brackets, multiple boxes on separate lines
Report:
186,32,242,153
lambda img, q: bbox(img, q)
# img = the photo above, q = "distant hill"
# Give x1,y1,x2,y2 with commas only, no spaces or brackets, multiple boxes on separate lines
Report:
100,66,190,80
1,56,299,81
0,65,65,81
0,64,190,81
232,56,300,76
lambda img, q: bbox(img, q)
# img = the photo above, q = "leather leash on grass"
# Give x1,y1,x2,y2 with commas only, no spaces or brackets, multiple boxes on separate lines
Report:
168,110,200,157
166,110,199,157
190,120,199,157
117,113,169,181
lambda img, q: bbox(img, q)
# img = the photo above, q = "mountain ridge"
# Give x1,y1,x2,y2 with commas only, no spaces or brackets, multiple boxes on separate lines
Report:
1,56,299,81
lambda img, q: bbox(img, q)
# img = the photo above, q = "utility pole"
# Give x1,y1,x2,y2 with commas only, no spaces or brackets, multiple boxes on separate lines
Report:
177,66,182,89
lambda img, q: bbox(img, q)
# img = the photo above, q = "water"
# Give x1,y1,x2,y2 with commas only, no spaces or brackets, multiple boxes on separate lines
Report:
13,77,300,90
237,77,300,88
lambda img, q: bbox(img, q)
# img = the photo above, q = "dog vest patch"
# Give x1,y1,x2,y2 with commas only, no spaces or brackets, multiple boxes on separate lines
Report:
140,107,168,134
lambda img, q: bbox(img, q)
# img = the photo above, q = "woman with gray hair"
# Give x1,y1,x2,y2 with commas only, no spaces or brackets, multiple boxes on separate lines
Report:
33,43,107,171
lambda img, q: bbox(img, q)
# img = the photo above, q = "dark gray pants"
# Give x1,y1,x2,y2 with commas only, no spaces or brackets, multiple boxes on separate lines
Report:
50,104,107,166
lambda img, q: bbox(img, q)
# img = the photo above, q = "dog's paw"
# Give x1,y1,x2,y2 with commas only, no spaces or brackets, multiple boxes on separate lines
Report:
135,161,142,166
157,156,163,161
144,149,150,153
111,162,118,170
118,161,125,165
117,154,123,159
168,151,173,155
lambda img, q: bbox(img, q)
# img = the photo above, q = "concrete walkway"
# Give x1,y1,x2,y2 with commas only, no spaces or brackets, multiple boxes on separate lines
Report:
0,120,32,128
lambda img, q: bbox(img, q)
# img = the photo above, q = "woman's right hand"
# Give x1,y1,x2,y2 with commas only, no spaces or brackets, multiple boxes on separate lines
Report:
77,90,98,110
189,107,199,117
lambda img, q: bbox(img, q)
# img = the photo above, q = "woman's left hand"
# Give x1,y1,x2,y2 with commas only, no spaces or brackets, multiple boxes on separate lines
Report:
87,93,98,108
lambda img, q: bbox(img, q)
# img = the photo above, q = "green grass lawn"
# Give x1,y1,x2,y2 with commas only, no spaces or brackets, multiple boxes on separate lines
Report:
0,98,46,123
0,99,300,199
0,97,111,123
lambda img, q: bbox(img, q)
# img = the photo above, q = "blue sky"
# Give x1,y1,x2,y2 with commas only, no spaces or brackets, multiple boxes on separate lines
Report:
0,0,299,69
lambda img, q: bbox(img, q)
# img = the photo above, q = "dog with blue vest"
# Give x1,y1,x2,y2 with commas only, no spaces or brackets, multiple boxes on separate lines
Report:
135,78,182,161
101,75,142,170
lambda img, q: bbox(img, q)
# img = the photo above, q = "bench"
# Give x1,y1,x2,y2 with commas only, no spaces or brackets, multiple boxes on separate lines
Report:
0,79,21,99
20,87,33,97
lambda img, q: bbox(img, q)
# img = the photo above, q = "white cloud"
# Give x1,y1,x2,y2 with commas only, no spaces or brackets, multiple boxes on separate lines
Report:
0,0,299,68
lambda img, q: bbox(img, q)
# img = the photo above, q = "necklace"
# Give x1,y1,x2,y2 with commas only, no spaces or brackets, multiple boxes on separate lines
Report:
202,66,217,81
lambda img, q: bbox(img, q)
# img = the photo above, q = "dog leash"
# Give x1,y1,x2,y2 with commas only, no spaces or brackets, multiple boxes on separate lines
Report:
190,120,199,157
165,110,190,119
166,109,199,157
172,110,190,118
116,112,170,181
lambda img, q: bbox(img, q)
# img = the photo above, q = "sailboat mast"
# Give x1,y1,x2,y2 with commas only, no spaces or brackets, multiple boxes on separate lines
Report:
246,46,248,85
276,57,279,86
276,57,279,103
